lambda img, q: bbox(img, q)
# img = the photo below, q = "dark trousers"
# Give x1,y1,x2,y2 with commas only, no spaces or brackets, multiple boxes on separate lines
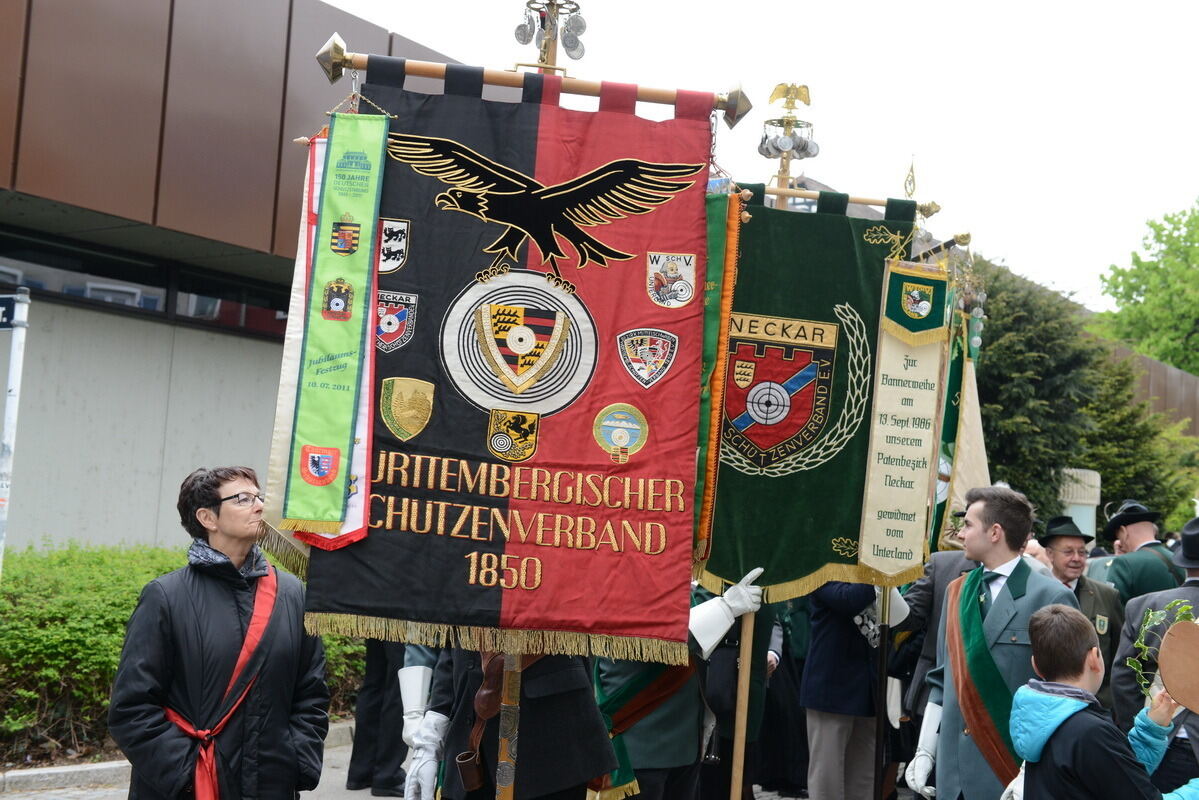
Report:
347,639,408,792
699,738,758,800
465,782,589,800
630,761,701,800
756,655,808,794
1152,737,1199,793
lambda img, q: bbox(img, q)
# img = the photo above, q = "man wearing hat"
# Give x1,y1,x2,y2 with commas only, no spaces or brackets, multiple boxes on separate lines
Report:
1104,500,1185,604
1039,515,1124,709
1111,517,1199,791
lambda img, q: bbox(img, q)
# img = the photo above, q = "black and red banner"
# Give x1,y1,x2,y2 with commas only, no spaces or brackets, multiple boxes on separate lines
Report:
303,59,714,663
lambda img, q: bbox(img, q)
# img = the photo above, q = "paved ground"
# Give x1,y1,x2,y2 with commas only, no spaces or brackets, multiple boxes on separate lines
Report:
0,743,916,799
1,743,356,799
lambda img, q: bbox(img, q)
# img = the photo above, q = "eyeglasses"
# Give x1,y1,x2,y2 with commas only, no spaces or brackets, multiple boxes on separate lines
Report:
1047,547,1089,558
216,492,266,507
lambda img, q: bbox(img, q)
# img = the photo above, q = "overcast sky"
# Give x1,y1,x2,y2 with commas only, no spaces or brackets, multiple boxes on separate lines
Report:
327,1,1199,311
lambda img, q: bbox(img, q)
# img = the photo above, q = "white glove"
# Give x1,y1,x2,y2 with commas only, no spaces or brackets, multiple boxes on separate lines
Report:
888,586,910,626
1000,763,1026,800
723,567,765,617
398,665,433,747
404,710,449,800
905,702,941,798
688,567,764,659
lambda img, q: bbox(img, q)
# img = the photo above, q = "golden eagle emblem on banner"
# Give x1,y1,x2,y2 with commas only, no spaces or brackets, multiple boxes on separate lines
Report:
379,377,434,442
474,303,571,395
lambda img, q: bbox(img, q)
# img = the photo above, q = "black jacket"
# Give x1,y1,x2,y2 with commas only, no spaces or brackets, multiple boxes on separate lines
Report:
108,542,329,799
1022,699,1164,800
895,549,976,714
430,649,615,800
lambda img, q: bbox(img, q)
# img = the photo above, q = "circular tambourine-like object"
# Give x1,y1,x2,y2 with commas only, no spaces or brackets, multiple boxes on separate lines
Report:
1159,620,1199,712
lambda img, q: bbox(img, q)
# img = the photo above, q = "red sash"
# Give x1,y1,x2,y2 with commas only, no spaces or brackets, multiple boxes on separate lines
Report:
944,573,1020,785
164,566,279,800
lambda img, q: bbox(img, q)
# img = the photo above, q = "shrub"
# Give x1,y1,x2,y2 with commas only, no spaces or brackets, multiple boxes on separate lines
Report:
0,545,365,766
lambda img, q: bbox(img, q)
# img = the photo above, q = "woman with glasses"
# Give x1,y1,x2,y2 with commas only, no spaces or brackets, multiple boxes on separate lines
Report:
108,466,329,799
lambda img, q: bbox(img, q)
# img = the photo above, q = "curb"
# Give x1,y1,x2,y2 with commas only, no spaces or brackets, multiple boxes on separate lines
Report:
0,720,354,793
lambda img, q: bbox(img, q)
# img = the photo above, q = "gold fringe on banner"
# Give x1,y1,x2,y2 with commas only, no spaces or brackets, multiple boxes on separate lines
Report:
279,517,344,535
698,559,926,603
880,317,951,347
588,781,642,800
694,194,744,574
258,523,310,579
304,613,691,665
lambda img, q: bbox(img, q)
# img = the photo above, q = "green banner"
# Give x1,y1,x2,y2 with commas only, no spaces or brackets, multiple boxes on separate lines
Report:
881,260,950,342
702,195,916,600
282,113,388,533
931,316,965,551
693,193,740,562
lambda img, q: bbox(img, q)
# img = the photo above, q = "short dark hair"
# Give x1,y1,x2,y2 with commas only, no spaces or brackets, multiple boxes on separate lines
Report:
1029,604,1098,681
964,485,1036,552
177,466,259,540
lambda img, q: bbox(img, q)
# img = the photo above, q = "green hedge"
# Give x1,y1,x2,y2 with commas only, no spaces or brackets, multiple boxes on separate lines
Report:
0,545,364,765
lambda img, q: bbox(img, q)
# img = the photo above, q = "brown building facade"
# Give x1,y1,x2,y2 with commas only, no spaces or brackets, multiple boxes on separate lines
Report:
0,0,453,548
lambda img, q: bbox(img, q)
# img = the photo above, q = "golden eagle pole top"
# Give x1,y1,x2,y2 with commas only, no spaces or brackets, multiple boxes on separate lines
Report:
316,33,753,128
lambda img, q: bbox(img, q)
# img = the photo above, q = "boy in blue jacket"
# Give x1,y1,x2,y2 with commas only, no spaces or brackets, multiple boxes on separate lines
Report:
1007,604,1199,799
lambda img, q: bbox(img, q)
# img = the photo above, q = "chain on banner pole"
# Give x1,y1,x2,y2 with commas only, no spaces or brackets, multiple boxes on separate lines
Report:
0,287,30,584
729,611,755,800
494,654,522,800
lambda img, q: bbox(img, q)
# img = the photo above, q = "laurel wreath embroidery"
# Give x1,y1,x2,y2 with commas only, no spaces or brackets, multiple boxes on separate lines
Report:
831,537,859,558
720,302,870,477
863,225,915,261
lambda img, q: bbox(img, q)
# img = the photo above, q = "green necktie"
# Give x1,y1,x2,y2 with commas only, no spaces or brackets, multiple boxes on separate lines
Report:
980,571,1001,619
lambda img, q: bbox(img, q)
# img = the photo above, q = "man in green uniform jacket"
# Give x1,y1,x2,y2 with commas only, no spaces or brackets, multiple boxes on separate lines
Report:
1039,515,1124,709
1104,500,1184,604
593,569,767,800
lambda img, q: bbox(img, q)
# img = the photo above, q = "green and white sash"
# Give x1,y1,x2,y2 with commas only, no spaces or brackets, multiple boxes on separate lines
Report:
281,113,388,534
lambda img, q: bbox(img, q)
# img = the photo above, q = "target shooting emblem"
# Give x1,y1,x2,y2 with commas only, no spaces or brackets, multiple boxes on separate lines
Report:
617,328,678,388
902,281,934,320
300,445,339,486
593,403,648,463
440,270,597,416
376,291,417,352
322,278,354,321
722,313,839,468
379,377,434,442
646,252,696,308
487,409,539,462
330,213,360,256
377,218,410,273
475,303,570,395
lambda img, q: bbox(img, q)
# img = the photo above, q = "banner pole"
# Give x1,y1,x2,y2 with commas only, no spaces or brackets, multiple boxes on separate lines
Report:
764,185,940,218
0,287,29,584
872,587,892,800
729,611,755,800
495,653,522,800
314,35,753,127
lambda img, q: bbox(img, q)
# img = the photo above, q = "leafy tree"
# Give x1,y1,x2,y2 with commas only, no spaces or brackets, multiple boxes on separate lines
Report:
972,256,1105,518
1079,356,1199,541
1096,201,1199,373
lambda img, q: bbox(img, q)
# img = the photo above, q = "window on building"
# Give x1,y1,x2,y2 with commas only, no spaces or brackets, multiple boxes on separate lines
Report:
0,230,287,340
